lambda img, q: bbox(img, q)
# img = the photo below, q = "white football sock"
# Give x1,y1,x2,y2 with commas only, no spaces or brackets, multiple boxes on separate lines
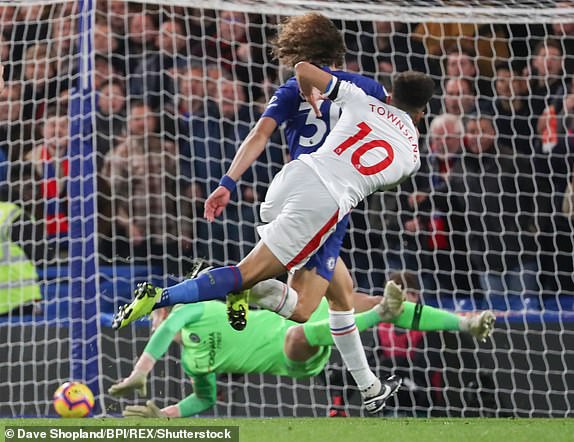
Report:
329,308,380,396
250,279,298,319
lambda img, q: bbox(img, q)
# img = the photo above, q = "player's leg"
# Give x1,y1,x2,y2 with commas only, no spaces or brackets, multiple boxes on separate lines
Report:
283,325,319,362
391,302,495,341
247,266,327,323
113,241,285,329
285,280,405,359
262,215,352,323
283,286,495,363
225,242,289,330
241,164,343,322
380,271,496,341
325,259,402,414
115,164,338,329
352,290,495,342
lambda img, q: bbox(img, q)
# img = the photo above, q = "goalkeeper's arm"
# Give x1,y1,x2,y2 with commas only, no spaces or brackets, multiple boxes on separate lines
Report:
109,304,204,397
123,373,217,418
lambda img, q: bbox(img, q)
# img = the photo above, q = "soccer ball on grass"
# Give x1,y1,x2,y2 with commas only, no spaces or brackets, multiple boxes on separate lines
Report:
53,381,95,418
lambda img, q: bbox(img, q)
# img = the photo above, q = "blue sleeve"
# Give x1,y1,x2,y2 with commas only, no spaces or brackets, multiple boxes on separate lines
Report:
261,78,300,126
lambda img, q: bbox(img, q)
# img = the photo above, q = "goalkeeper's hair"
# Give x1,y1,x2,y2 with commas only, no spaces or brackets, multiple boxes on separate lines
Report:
391,71,435,114
271,12,346,68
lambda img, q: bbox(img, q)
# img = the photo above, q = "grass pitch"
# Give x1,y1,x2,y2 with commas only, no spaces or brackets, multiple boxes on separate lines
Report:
1,417,573,442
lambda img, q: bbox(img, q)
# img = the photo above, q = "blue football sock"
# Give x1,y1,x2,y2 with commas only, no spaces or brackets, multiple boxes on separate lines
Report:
155,266,243,308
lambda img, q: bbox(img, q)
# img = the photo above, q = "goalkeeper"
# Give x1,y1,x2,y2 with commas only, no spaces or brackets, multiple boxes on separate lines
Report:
110,278,494,418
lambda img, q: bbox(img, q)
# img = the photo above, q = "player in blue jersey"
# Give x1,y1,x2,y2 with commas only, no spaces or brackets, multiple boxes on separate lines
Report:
114,13,432,414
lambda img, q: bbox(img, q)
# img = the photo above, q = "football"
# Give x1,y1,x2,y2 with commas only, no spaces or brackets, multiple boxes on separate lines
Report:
53,381,95,418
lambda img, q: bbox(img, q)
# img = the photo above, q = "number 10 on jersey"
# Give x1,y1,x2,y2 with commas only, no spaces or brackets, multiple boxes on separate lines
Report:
333,122,394,176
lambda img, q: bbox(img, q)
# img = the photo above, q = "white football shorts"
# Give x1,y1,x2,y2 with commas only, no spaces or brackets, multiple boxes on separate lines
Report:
257,160,340,271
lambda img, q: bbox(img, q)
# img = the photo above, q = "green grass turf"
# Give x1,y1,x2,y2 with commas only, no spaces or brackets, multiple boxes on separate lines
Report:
1,418,573,442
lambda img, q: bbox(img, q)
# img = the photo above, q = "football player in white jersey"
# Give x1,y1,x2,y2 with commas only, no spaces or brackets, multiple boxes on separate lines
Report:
114,59,435,413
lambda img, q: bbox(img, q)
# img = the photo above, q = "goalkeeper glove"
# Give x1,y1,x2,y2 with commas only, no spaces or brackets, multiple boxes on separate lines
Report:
123,400,166,418
108,371,147,397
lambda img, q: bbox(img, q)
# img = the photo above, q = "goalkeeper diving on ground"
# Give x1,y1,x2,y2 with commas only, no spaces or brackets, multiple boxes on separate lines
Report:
110,266,495,418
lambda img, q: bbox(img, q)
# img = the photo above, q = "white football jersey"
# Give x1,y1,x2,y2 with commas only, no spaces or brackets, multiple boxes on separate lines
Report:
298,77,421,217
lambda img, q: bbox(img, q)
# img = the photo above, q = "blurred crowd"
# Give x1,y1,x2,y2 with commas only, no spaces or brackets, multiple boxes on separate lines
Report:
0,1,573,311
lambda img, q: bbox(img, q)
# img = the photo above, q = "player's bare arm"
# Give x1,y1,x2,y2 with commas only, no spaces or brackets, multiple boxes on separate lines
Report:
294,61,334,117
225,116,277,182
204,117,277,221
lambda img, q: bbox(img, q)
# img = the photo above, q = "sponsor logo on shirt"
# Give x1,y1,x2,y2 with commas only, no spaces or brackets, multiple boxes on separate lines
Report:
208,331,221,367
267,95,278,109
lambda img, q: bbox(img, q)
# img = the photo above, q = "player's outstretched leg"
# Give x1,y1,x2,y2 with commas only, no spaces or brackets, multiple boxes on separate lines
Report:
113,282,162,330
226,290,250,331
363,374,403,414
460,310,496,342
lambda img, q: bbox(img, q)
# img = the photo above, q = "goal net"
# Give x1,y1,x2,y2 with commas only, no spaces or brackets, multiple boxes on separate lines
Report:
1,0,573,418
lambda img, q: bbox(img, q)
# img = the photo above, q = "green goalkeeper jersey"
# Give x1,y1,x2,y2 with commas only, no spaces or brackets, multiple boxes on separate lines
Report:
146,299,330,377
142,299,331,417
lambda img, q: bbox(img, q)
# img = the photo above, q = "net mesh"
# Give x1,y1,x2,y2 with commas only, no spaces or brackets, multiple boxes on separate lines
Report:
0,0,573,418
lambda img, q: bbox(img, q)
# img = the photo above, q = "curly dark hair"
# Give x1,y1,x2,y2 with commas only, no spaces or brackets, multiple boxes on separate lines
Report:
271,13,346,68
392,71,436,114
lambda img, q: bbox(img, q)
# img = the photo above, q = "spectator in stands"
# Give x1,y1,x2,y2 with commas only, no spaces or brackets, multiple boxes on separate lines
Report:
124,100,159,137
527,41,572,281
131,18,189,109
418,116,539,310
95,79,126,162
491,61,532,154
193,11,266,100
25,106,70,242
412,21,509,79
104,0,129,35
123,10,159,77
103,133,194,277
359,21,434,76
21,43,58,122
534,77,574,301
176,63,209,118
0,6,17,43
175,63,211,186
93,18,122,71
12,4,51,66
48,14,78,90
442,78,479,116
552,1,574,75
405,114,471,298
94,54,123,90
0,180,52,317
529,39,568,129
444,46,492,98
174,65,235,263
0,81,34,164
